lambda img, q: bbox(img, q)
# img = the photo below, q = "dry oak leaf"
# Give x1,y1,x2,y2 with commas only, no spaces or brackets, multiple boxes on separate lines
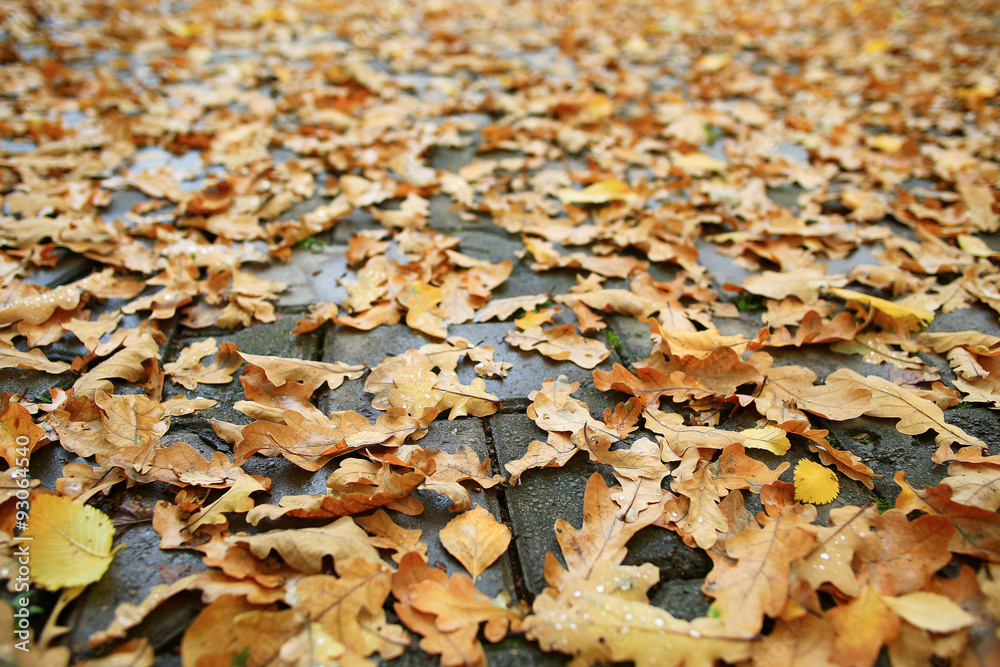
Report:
394,600,485,667
702,490,817,636
638,347,764,400
365,349,442,421
0,400,45,467
894,471,1000,562
752,615,837,667
114,442,252,490
336,300,402,331
393,553,487,666
641,407,744,457
185,473,266,532
226,515,381,574
835,369,988,453
799,427,878,489
940,462,1000,511
292,559,408,661
402,280,449,339
673,445,789,550
163,338,242,390
425,443,504,488
73,332,160,399
799,504,879,598
861,509,954,597
527,376,620,443
180,595,303,667
737,266,848,303
0,339,71,374
291,300,339,334
22,493,120,590
831,331,926,370
504,431,578,484
160,395,216,417
793,459,840,505
237,409,420,470
236,350,364,390
549,473,659,588
506,324,609,369
753,365,874,423
247,463,426,525
593,363,712,407
525,564,750,667
434,370,500,419
237,363,326,423
554,289,660,319
472,293,551,323
355,509,427,564
440,505,511,582
94,390,168,474
0,269,119,326
827,584,900,667
408,572,524,642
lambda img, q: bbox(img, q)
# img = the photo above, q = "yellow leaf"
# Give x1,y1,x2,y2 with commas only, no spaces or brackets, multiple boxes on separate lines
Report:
864,38,891,54
828,287,934,325
880,591,976,633
957,234,998,258
742,426,791,455
439,505,511,582
585,93,615,120
697,52,732,72
556,179,636,205
793,460,839,505
22,494,119,589
869,135,905,153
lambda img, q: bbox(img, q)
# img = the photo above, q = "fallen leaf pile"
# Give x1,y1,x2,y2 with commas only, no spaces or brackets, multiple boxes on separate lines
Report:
1,0,999,664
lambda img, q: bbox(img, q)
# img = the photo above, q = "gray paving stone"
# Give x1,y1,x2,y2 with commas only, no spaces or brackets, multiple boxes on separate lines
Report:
247,242,350,306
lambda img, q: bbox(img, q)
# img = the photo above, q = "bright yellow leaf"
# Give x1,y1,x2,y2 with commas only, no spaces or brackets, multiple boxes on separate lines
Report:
828,287,934,325
697,52,732,72
793,460,839,505
556,179,636,205
742,426,791,455
868,135,905,153
864,38,891,54
22,494,120,589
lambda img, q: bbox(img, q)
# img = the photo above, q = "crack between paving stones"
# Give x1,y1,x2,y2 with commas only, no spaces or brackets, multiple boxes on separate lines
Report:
480,416,533,605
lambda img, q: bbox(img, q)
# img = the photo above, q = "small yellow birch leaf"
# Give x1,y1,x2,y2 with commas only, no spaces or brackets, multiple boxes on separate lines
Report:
794,460,839,505
22,494,119,589
880,591,976,633
556,179,636,205
741,426,791,455
828,288,934,325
